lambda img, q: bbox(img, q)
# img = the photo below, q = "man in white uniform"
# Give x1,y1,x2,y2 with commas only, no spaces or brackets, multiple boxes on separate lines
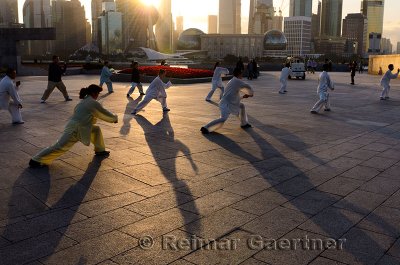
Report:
206,62,229,101
380,64,399,100
0,68,24,125
131,69,172,115
279,63,292,94
201,68,253,134
311,64,334,114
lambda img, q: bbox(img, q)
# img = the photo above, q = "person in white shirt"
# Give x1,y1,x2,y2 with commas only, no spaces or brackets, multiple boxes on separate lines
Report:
279,63,292,94
201,68,254,134
0,68,24,125
311,64,334,114
380,64,399,100
206,62,229,101
131,69,172,115
99,61,114,93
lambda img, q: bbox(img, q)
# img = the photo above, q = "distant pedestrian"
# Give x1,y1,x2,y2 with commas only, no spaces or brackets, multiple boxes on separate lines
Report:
40,55,72,103
100,61,114,93
236,57,245,72
252,59,259,79
247,60,254,80
380,64,400,100
279,63,292,94
127,61,145,97
358,61,363,74
350,61,357,85
201,68,253,134
206,62,229,101
311,64,334,114
312,60,317,73
29,84,118,168
131,69,172,115
0,68,24,125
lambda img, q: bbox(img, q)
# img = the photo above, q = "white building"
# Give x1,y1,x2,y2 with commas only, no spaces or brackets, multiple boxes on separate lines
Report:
155,0,173,52
98,2,122,54
284,16,311,57
219,0,241,34
397,42,400,54
381,38,393,54
208,15,218,34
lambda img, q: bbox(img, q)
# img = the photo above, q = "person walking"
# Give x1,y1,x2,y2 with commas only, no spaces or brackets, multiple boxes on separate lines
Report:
380,64,400,100
127,61,145,97
100,61,114,93
40,55,72,103
279,63,292,94
201,68,253,134
0,68,24,125
311,64,335,114
29,84,118,168
350,61,357,85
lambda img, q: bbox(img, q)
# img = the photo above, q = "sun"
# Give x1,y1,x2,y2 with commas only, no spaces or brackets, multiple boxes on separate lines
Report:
140,0,161,7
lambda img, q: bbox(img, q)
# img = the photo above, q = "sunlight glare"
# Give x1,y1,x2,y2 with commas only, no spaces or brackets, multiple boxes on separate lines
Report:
140,0,160,7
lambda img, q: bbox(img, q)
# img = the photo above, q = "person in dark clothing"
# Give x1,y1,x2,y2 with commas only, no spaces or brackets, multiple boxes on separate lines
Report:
127,62,145,97
350,61,357,85
252,59,258,79
236,57,245,72
41,55,71,103
247,60,254,80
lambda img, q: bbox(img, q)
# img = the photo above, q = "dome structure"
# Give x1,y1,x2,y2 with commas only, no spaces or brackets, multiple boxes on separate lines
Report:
263,30,287,50
177,28,205,50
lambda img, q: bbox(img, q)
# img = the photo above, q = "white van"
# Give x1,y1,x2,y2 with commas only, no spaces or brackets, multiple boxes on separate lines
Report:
289,62,306,80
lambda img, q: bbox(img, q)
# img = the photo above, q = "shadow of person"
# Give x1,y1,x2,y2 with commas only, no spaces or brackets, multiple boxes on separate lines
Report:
0,156,107,265
134,113,200,236
202,125,397,264
120,95,144,136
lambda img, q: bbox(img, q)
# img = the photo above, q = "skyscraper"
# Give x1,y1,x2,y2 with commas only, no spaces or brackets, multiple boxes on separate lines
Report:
176,16,184,36
289,0,312,17
0,0,18,27
219,0,241,34
91,0,113,45
342,13,368,55
397,42,400,54
208,15,218,34
320,0,343,37
284,16,312,56
361,0,385,52
155,0,173,52
98,2,122,54
311,1,321,39
248,0,276,34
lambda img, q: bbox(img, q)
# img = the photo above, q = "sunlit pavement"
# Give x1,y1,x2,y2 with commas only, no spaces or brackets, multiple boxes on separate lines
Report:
0,72,400,265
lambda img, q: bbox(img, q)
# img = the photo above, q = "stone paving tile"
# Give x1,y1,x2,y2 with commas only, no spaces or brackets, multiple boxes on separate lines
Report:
343,149,381,161
183,230,260,265
190,150,251,170
169,259,197,265
378,148,400,159
216,164,263,182
334,190,388,215
125,190,194,217
97,260,120,265
107,149,157,166
240,258,268,265
282,190,342,215
71,192,145,217
232,190,292,216
242,207,309,239
357,206,400,237
340,165,381,181
120,208,200,239
362,143,393,152
321,227,395,265
379,164,400,180
177,177,236,198
179,190,244,217
388,239,400,258
259,165,304,183
361,156,398,171
377,255,400,265
40,230,138,265
0,167,43,190
298,206,365,238
62,155,126,172
269,175,318,197
182,207,257,240
223,176,278,197
59,208,143,242
308,257,347,265
317,176,365,196
133,181,190,198
359,176,400,196
0,231,77,265
384,190,400,210
253,229,326,265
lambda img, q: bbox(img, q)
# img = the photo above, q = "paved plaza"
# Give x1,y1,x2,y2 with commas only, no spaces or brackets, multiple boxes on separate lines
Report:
0,71,400,265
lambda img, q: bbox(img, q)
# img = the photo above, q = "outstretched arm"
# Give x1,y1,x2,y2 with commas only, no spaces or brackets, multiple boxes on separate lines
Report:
93,101,118,123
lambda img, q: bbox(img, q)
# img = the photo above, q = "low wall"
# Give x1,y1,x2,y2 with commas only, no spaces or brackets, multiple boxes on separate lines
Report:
369,54,400,77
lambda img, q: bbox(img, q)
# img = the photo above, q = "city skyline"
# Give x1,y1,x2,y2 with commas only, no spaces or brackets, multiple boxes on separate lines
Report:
17,0,399,46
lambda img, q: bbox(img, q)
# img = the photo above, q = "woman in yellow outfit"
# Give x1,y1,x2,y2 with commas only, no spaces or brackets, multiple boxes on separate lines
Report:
29,84,118,167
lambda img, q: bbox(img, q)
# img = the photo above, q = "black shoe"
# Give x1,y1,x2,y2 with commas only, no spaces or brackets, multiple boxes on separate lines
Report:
241,124,252,129
380,97,386,100
163,108,170,112
108,91,114,94
310,110,318,114
12,121,25,125
29,159,46,168
140,93,146,95
324,109,331,112
200,127,210,134
65,98,73,101
279,91,285,94
127,94,130,98
95,151,110,157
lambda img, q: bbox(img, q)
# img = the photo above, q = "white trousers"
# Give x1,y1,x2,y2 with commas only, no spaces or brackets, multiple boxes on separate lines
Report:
206,81,224,100
128,82,144,95
2,103,23,123
204,103,248,132
135,96,167,112
381,84,390,98
280,79,287,93
311,92,331,112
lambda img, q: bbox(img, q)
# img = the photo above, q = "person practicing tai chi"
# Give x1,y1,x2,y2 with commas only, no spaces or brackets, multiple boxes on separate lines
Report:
205,62,229,101
100,61,114,93
41,55,72,103
29,85,118,168
311,64,334,114
127,61,145,97
0,68,24,125
279,63,292,94
201,68,253,134
131,69,172,115
349,61,357,85
380,64,399,100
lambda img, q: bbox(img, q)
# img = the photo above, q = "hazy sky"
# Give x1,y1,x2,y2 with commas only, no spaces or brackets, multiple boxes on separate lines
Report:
18,0,400,46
